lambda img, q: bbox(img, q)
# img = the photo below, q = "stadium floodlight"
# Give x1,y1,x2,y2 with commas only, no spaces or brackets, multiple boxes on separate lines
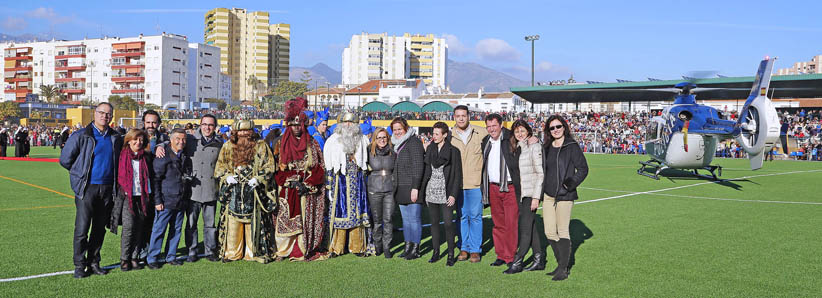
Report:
524,35,540,112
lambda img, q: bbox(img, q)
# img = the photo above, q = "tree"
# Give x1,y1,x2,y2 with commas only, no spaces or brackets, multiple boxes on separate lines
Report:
143,103,161,111
0,101,21,120
300,70,312,85
203,98,227,110
108,95,138,111
274,81,309,100
39,85,61,104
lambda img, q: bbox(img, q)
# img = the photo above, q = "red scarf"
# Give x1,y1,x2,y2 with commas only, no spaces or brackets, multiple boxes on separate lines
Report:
279,125,308,165
117,147,150,215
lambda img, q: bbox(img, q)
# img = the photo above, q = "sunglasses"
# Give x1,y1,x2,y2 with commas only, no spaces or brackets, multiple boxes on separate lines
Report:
548,125,564,132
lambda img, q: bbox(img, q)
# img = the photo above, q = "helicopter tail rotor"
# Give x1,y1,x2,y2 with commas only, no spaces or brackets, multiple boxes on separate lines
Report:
734,57,780,170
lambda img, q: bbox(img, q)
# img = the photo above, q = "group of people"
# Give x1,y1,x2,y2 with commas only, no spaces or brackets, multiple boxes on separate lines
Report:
0,124,70,157
59,98,589,282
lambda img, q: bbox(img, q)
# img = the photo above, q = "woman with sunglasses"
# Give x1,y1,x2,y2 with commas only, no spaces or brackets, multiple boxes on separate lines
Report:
503,119,545,274
367,127,396,258
542,114,588,281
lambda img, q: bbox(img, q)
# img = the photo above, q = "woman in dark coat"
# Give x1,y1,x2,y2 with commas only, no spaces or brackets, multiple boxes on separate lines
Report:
542,114,588,281
420,122,462,266
390,117,425,260
367,127,396,258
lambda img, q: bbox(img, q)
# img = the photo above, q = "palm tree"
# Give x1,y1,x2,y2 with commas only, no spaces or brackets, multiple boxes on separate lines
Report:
39,85,61,104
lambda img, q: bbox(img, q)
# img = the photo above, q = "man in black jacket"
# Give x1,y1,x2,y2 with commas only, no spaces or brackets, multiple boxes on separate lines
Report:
59,103,123,278
146,128,192,269
480,114,521,267
0,127,8,157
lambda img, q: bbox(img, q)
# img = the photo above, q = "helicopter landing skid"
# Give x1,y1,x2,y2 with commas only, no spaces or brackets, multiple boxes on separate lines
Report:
691,165,723,181
638,159,722,180
637,159,668,180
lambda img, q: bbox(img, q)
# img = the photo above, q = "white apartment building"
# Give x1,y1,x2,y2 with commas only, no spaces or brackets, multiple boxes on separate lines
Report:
342,79,426,108
417,88,526,112
776,55,822,75
1,33,214,109
219,72,232,104
187,43,222,109
342,32,447,93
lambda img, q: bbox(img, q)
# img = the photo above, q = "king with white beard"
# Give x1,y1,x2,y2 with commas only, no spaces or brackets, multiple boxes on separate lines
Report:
323,112,373,257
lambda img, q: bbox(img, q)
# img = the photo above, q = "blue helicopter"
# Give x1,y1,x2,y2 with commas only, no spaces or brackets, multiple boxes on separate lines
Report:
511,57,822,180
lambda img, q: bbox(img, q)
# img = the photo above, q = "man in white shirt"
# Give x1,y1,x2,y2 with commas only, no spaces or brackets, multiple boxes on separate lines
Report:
480,114,521,268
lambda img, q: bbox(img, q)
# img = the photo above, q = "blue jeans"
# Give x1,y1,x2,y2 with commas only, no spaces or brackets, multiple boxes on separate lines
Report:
398,204,422,244
459,188,483,253
147,208,185,264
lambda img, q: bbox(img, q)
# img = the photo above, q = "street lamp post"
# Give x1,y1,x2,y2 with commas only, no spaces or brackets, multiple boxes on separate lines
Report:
525,35,539,112
357,87,362,111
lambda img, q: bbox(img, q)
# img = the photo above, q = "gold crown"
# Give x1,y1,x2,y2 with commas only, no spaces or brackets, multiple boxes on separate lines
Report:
338,112,359,123
232,119,255,131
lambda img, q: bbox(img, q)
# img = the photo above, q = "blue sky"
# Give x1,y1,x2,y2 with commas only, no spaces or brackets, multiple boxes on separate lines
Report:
2,0,821,84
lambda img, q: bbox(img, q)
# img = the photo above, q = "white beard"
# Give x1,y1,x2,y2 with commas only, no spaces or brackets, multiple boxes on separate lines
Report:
337,123,361,155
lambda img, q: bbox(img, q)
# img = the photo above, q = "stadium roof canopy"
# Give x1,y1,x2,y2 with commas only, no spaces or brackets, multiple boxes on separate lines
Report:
511,74,822,103
391,101,422,113
362,101,390,112
421,101,454,112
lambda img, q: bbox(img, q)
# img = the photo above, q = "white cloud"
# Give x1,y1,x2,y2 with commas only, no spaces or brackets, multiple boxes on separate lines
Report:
111,8,288,14
441,33,469,57
475,38,520,62
26,7,57,19
112,9,208,13
2,16,27,32
25,7,73,25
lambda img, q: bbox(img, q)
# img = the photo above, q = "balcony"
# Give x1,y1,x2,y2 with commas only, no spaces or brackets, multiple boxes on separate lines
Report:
4,55,33,61
55,54,86,59
111,50,145,58
55,65,86,71
4,88,32,96
61,88,85,94
4,66,33,72
111,76,145,82
55,77,86,83
111,88,144,94
4,76,32,82
111,62,145,69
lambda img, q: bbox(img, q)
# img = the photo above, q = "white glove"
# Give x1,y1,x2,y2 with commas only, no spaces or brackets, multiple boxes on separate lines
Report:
247,178,258,188
226,175,238,185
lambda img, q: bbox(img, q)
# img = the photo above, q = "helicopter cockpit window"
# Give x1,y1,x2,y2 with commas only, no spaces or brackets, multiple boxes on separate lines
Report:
647,122,659,140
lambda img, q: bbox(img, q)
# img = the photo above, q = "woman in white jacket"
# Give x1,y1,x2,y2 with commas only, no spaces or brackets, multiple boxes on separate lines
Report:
504,120,546,274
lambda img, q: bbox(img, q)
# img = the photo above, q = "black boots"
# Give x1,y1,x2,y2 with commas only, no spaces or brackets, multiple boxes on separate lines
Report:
547,240,561,276
503,256,524,274
73,266,89,279
446,251,456,266
375,246,383,256
384,246,393,259
399,242,411,259
428,247,441,263
88,263,108,275
405,243,420,260
524,253,546,271
550,238,571,281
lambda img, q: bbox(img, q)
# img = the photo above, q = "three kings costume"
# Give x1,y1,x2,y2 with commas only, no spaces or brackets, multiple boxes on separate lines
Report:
213,120,278,263
272,98,328,261
324,115,374,256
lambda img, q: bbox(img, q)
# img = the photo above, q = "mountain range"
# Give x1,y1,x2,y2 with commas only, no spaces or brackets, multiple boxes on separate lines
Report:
291,60,529,93
0,32,54,43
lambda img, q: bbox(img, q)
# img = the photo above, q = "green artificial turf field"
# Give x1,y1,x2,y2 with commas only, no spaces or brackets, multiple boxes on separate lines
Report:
1,150,821,296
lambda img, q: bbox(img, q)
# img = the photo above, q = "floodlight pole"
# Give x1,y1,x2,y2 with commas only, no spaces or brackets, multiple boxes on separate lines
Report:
525,35,540,112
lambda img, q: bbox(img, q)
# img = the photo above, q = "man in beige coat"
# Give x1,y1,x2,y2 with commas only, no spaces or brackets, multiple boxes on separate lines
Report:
450,105,488,263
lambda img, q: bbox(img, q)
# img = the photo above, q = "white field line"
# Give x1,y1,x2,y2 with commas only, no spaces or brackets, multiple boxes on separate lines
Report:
580,187,822,205
4,169,819,282
576,169,822,205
